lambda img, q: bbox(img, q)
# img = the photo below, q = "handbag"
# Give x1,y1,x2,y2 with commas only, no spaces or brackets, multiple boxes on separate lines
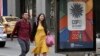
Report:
46,34,55,47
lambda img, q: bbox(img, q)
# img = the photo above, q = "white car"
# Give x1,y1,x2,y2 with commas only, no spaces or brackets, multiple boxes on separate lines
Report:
0,23,7,47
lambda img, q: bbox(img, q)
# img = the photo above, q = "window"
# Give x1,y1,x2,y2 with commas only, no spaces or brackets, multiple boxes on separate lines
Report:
0,17,3,23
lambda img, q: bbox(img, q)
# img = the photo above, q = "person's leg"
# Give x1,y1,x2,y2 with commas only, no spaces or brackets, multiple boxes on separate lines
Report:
38,54,40,56
34,54,37,56
18,38,26,56
43,52,47,56
25,40,30,54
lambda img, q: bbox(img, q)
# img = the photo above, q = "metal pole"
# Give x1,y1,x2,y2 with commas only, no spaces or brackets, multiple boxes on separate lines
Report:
27,0,30,17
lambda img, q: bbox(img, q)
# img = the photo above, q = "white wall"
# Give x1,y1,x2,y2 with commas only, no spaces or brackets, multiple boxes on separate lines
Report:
7,0,16,16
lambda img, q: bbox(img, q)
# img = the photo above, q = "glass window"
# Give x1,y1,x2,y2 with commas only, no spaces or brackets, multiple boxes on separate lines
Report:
0,17,3,23
25,0,36,19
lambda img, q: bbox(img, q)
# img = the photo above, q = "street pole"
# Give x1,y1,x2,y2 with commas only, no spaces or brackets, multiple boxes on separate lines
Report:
27,0,30,18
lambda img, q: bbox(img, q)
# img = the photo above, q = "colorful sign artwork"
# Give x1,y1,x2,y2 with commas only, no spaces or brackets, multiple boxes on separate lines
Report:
56,0,95,52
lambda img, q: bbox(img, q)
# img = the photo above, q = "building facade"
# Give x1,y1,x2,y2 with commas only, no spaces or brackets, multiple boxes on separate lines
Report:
0,0,56,31
0,0,8,16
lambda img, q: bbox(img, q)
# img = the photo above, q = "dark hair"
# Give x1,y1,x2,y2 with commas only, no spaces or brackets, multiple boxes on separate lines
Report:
37,13,47,34
37,13,45,24
21,13,29,18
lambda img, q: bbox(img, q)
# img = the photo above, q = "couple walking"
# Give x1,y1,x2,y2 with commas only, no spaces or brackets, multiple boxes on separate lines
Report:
11,13,49,56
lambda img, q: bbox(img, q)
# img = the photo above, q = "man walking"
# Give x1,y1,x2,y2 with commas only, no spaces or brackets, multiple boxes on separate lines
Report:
11,13,31,56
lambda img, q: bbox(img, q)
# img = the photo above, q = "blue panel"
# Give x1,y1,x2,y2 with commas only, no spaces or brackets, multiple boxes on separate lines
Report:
59,28,70,48
60,28,69,42
3,0,7,16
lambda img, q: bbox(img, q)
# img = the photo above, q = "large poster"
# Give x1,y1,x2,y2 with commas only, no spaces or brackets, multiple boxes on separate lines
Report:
56,0,95,52
68,2,86,31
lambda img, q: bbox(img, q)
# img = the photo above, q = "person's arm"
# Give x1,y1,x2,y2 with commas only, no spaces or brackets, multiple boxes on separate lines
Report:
44,22,48,35
29,22,32,40
12,21,20,36
30,22,37,42
10,21,20,41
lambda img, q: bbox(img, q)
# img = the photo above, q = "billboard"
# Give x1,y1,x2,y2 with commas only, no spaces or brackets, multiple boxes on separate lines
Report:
56,0,96,52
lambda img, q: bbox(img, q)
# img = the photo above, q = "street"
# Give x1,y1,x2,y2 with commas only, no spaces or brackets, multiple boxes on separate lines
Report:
1,38,100,56
0,38,65,56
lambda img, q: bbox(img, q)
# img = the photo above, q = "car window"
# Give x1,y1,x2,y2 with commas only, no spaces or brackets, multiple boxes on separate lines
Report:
0,23,3,34
5,18,19,22
0,27,3,34
0,17,3,23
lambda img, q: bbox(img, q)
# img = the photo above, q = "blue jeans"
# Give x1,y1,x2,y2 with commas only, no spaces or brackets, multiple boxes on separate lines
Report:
18,38,30,56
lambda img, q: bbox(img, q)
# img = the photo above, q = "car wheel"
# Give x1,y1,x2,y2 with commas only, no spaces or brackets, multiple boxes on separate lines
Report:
0,42,6,47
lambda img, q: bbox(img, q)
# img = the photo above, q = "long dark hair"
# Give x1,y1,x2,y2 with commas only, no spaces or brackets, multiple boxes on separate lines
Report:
37,13,47,34
31,13,47,41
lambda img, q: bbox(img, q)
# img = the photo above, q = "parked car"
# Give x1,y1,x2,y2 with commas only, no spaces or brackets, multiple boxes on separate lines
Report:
0,16,19,37
0,23,7,47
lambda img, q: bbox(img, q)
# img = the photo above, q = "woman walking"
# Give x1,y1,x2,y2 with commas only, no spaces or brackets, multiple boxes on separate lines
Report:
31,13,49,56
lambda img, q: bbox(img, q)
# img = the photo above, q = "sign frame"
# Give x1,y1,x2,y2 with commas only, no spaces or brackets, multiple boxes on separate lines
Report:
55,0,96,53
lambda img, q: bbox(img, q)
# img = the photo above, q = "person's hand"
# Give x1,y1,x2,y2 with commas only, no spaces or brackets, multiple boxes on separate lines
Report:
47,31,50,35
30,40,34,43
30,39,33,43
